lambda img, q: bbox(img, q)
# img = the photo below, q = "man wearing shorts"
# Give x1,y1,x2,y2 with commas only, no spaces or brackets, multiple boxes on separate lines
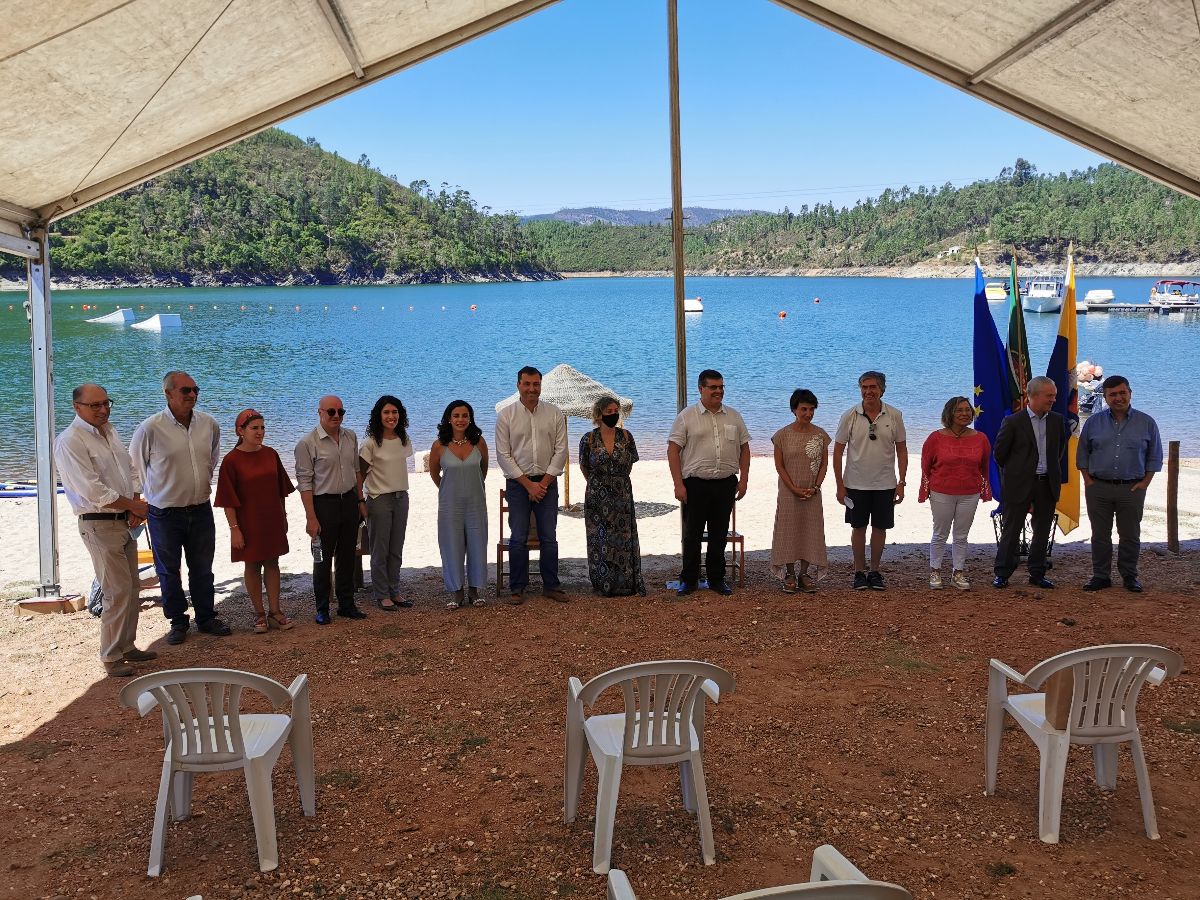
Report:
832,370,907,590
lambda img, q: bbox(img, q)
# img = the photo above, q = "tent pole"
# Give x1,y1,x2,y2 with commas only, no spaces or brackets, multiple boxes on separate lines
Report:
667,0,687,413
27,227,61,597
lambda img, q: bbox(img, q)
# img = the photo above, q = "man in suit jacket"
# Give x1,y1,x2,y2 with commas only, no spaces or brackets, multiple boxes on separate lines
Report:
993,376,1065,588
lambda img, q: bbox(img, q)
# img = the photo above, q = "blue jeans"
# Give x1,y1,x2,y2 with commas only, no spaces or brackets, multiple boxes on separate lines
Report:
506,478,559,592
147,502,217,628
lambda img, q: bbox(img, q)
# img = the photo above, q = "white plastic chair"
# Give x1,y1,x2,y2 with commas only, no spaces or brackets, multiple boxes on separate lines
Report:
565,660,735,874
984,643,1182,843
119,667,317,875
607,843,911,898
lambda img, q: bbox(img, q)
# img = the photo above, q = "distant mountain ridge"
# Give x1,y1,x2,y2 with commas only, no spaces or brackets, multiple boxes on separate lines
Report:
522,206,766,226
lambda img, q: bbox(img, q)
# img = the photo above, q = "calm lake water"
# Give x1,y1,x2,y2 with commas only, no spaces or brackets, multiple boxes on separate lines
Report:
1,276,1195,479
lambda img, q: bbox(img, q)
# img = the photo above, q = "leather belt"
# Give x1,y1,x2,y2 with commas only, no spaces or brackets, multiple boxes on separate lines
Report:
80,512,125,521
1095,477,1140,485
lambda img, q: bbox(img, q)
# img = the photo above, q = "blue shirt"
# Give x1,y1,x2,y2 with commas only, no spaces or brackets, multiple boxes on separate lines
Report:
1027,407,1049,475
1076,408,1163,480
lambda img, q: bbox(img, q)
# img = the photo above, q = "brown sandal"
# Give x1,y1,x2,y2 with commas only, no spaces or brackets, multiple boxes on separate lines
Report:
267,611,294,631
253,616,269,634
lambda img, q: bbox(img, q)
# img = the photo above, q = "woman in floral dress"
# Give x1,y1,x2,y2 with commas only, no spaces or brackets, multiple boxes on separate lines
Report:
579,395,646,596
770,389,830,593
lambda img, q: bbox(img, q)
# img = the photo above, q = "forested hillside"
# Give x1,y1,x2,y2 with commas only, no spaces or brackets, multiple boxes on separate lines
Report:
0,129,548,283
526,160,1200,271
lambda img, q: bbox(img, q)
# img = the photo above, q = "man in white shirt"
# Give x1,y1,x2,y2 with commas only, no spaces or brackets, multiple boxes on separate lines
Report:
495,366,568,603
130,370,230,645
667,369,751,596
295,394,367,623
832,370,908,592
54,383,155,677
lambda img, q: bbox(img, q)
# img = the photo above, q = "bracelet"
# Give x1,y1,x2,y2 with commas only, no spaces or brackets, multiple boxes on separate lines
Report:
230,524,240,530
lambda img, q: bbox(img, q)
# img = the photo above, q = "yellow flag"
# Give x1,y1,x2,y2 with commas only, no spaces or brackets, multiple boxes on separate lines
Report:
1048,247,1080,533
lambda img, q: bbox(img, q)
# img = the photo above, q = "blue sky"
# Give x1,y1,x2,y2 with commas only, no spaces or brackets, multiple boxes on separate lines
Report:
283,0,1105,216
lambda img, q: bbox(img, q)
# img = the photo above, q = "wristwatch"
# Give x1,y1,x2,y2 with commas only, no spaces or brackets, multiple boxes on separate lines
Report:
897,481,906,486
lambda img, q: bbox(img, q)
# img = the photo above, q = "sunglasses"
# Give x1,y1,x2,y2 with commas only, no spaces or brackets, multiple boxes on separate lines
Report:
75,398,114,411
324,408,346,418
178,386,200,396
868,421,877,441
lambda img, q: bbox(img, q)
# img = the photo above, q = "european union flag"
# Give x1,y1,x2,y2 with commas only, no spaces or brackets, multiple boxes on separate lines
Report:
972,261,1013,503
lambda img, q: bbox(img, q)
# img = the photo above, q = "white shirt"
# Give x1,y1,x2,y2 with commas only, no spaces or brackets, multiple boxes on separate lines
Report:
360,436,413,495
54,416,141,515
833,402,907,490
130,409,221,508
1027,406,1049,475
667,402,751,479
295,426,360,495
495,400,568,480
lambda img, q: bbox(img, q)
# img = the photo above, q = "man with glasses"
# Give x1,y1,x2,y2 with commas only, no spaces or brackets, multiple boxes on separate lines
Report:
55,383,156,676
131,371,230,644
833,370,908,591
667,368,751,597
296,394,367,624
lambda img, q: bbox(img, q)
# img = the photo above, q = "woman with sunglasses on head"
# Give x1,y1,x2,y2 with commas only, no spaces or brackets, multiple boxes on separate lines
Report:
770,389,830,594
360,395,415,611
917,396,992,591
429,400,489,609
215,409,296,632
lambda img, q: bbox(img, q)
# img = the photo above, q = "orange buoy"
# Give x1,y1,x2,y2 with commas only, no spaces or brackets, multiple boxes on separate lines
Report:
778,311,787,318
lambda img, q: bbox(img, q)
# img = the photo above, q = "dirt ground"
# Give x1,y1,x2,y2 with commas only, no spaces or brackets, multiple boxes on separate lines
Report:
1,542,1198,900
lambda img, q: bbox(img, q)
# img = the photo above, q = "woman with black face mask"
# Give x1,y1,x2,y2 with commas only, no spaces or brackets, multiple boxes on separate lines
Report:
578,395,646,596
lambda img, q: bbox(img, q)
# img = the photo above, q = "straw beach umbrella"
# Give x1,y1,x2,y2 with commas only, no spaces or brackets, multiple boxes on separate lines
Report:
495,363,634,506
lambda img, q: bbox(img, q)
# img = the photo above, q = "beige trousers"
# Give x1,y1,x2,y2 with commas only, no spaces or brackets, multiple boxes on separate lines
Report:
78,518,141,663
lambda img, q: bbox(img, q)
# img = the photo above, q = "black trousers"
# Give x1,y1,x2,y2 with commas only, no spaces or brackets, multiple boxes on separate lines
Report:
994,477,1056,580
680,475,738,586
313,491,360,613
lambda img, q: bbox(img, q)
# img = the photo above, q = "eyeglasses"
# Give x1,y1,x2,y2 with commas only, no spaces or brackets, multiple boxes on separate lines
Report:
868,421,877,441
323,408,346,418
75,399,114,411
178,386,200,396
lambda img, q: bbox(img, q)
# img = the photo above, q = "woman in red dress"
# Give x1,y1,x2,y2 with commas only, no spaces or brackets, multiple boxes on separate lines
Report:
215,409,296,632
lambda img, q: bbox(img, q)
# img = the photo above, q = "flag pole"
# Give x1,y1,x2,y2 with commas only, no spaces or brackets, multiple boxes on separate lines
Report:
667,0,687,413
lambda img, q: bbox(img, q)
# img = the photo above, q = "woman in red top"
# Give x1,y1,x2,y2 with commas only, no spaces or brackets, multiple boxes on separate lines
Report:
918,396,992,591
214,409,296,632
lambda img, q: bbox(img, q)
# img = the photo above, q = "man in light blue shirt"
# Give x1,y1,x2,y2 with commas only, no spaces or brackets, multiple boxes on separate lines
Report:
1077,375,1163,593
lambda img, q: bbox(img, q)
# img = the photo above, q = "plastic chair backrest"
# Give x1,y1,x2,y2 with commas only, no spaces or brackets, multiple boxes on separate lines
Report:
119,668,292,765
579,660,735,759
722,884,910,899
1022,644,1183,737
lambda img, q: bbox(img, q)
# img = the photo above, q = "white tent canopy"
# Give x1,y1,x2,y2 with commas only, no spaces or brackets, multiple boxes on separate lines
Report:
4,0,1200,598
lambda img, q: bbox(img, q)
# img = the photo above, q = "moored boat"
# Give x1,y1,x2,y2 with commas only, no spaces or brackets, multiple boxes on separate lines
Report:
984,281,1008,302
684,296,703,313
1022,273,1065,313
1083,288,1115,309
1148,280,1200,309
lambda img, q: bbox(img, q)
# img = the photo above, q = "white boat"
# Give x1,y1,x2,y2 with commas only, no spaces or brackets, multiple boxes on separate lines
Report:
1083,288,1115,308
86,307,134,325
1022,273,1065,313
1148,280,1200,310
984,282,1008,302
131,313,182,331
684,296,703,313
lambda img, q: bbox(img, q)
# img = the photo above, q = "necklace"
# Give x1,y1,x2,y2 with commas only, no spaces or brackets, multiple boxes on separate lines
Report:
451,438,469,445
950,427,968,438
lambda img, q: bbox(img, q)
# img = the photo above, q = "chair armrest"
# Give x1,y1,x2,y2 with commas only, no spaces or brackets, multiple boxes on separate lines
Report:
701,678,721,704
810,843,869,882
607,869,638,900
568,676,583,704
287,674,310,704
135,691,160,717
989,659,1025,685
1147,666,1167,686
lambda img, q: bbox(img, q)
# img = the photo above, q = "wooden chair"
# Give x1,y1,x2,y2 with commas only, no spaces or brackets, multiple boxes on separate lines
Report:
496,488,540,592
699,504,745,586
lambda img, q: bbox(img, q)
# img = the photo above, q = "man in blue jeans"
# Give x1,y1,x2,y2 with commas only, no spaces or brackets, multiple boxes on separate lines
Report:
496,366,568,604
131,370,231,644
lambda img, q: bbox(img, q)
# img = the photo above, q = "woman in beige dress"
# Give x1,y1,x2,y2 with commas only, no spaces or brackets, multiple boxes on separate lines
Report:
771,389,830,593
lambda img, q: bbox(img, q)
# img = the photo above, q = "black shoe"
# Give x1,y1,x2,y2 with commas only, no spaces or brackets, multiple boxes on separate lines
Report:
314,611,331,625
991,576,1009,589
676,581,696,597
1083,578,1113,592
397,599,414,608
1028,576,1055,589
852,571,869,590
338,607,368,619
867,570,886,591
711,580,733,596
166,623,189,645
1124,577,1144,593
197,617,232,636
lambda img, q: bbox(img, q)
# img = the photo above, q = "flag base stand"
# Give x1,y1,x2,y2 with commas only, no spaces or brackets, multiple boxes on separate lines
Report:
13,594,84,615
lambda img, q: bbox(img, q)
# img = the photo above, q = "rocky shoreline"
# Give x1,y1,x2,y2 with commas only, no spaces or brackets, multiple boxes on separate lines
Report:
562,261,1200,279
0,268,561,291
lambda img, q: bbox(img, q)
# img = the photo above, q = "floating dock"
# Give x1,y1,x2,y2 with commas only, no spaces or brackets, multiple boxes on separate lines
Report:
1078,304,1199,315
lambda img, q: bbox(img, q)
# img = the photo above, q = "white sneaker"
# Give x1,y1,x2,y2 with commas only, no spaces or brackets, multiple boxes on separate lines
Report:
952,570,971,591
929,570,943,589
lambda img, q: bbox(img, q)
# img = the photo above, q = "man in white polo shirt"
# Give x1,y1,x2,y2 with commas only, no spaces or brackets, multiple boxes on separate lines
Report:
55,383,156,677
668,368,751,596
131,370,230,645
832,370,908,591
